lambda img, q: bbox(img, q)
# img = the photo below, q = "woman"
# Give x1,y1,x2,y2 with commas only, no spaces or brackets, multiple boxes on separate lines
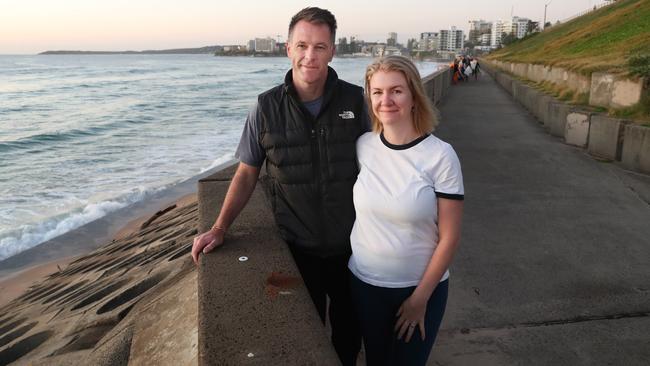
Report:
349,56,464,366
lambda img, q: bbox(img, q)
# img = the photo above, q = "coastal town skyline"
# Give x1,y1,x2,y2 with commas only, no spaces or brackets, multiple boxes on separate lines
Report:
1,0,611,54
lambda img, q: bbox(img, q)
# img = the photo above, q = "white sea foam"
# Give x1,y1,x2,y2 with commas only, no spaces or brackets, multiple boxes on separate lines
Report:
0,185,166,261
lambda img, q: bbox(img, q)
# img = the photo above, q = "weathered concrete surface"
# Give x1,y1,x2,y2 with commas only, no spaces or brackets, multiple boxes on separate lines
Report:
491,61,591,96
587,115,628,160
547,102,573,138
423,68,451,106
536,94,555,126
87,326,134,366
513,83,530,110
564,111,591,147
197,168,339,365
430,73,650,365
590,72,646,109
611,78,645,108
523,87,541,117
590,73,616,108
0,193,202,366
431,317,650,365
487,61,646,110
622,125,650,174
128,270,198,366
496,72,514,95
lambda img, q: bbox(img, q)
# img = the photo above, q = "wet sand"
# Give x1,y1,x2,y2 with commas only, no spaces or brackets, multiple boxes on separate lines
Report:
0,255,76,308
0,192,200,308
0,193,197,307
0,159,234,303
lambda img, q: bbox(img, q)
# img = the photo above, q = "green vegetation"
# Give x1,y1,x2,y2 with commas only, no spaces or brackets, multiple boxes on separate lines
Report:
488,0,650,77
629,53,650,77
610,93,650,122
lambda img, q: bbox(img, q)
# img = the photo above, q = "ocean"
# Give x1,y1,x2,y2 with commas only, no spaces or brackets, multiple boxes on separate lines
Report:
0,54,444,261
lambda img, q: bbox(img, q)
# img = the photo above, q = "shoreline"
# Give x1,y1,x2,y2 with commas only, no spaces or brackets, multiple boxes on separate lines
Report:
0,191,200,308
0,158,237,279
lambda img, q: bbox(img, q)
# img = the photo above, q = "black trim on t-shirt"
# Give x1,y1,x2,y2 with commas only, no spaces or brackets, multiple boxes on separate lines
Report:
380,132,429,150
435,192,464,200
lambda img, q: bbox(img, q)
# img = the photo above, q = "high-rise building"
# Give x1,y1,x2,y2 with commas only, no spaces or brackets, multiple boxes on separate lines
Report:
387,32,398,46
491,20,506,48
479,33,491,46
419,32,439,51
504,16,531,39
439,27,464,52
254,37,276,53
468,20,492,44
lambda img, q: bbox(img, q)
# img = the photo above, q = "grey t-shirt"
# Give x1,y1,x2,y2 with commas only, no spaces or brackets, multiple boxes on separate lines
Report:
302,97,323,118
235,100,371,167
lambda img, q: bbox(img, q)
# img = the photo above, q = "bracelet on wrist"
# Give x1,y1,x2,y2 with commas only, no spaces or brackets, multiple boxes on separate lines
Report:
210,225,226,235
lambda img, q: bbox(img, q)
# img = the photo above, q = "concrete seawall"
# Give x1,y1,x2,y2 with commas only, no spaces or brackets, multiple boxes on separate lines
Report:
487,60,647,109
196,68,451,365
482,61,650,175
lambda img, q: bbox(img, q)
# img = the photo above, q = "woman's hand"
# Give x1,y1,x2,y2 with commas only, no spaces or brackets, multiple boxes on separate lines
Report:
394,292,429,342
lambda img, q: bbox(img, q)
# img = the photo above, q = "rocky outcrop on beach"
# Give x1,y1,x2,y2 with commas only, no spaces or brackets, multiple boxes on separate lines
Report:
0,199,200,365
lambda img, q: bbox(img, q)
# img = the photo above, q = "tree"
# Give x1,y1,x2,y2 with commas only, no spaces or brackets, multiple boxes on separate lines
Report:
349,40,359,53
501,32,518,46
406,38,418,51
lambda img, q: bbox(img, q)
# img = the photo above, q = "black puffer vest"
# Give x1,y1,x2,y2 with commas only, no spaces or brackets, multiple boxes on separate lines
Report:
258,67,366,257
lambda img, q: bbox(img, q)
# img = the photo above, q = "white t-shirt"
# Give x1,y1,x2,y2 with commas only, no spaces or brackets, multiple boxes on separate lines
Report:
348,132,464,288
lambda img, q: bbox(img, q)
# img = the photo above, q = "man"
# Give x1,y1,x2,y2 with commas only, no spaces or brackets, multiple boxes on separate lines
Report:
191,7,367,365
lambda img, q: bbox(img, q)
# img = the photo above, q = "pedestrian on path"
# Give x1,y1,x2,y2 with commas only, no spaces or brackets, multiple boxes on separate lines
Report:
470,58,480,80
456,58,466,82
349,55,465,366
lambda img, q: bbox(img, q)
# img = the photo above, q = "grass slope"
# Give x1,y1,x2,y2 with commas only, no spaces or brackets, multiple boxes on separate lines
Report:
488,0,650,77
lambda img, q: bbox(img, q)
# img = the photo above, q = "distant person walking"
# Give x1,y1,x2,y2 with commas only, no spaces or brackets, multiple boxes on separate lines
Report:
451,61,459,84
349,55,464,365
455,58,466,82
470,58,480,80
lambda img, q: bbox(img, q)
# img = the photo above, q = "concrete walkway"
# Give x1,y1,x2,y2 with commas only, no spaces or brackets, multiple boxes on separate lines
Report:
430,73,650,365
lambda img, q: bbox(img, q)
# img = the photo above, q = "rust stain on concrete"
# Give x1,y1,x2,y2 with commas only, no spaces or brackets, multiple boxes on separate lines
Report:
265,272,301,299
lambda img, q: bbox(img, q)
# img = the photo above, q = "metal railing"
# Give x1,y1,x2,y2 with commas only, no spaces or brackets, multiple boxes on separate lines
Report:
558,1,613,25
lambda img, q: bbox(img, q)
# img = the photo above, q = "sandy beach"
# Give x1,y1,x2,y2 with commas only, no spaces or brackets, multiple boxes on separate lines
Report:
0,192,199,309
0,158,234,277
0,169,208,365
0,255,77,308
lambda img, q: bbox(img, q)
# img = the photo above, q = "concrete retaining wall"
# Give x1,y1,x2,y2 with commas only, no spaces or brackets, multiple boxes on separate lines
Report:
495,72,514,95
590,73,646,109
548,102,573,138
423,67,452,106
587,115,628,160
565,111,591,148
622,125,650,174
523,88,542,119
483,59,650,174
197,163,339,365
536,95,555,126
489,60,646,110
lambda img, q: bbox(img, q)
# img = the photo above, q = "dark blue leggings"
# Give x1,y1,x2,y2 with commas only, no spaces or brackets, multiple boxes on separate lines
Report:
350,274,448,366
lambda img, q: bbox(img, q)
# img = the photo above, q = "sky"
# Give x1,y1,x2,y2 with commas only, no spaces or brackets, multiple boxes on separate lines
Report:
0,0,610,54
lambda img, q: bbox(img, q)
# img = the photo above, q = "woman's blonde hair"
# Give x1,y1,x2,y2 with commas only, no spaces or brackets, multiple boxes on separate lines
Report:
364,55,439,134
